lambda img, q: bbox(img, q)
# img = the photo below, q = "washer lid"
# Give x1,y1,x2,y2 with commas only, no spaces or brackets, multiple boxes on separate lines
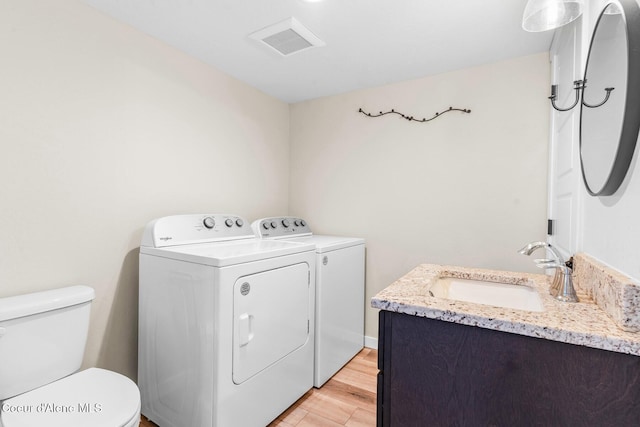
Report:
1,368,140,427
277,235,365,253
140,239,315,266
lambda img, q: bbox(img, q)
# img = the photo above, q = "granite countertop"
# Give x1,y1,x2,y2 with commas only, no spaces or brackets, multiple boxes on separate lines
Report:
371,263,640,356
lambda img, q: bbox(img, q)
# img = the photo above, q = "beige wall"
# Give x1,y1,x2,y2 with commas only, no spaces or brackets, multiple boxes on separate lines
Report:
0,0,289,379
289,53,551,342
1,0,552,380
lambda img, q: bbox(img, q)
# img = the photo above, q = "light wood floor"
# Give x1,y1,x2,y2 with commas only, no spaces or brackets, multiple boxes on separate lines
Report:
139,348,378,427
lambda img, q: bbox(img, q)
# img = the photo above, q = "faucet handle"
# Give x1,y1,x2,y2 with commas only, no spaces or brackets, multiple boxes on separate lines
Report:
534,258,570,270
533,258,557,266
538,262,571,273
533,258,570,271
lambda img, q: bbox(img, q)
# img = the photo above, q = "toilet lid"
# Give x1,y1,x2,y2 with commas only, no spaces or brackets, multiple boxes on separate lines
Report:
1,368,140,427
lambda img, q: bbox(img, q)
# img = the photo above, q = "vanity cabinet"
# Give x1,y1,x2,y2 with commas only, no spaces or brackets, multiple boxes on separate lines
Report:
377,311,640,426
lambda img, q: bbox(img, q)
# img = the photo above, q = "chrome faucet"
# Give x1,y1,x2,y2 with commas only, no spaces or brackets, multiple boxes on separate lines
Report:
518,241,578,303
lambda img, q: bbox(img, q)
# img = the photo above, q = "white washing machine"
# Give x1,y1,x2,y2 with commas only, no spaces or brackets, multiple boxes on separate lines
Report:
251,216,365,387
138,214,316,427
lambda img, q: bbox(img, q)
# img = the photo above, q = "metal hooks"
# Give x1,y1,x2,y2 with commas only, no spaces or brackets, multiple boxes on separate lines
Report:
549,79,614,111
358,106,471,123
582,85,615,108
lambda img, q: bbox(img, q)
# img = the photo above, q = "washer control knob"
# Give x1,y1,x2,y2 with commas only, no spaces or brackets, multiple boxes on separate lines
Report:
225,219,234,227
300,220,307,227
235,219,244,227
294,220,300,227
270,221,277,229
262,222,270,230
282,219,290,228
203,217,216,229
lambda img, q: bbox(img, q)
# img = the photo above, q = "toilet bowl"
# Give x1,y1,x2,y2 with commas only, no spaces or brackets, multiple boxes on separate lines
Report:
0,286,141,427
1,368,140,427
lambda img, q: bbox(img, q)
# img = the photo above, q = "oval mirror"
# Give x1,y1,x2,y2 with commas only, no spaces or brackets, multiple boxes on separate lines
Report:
580,0,640,196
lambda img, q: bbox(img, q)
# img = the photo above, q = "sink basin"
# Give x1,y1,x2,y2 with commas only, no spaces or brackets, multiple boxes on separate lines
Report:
429,277,544,312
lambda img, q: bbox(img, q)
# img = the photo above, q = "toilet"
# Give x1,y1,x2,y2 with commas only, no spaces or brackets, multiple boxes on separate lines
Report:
0,286,141,427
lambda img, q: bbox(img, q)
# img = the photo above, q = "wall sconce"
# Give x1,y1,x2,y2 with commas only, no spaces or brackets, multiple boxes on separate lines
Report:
522,0,584,32
549,79,614,112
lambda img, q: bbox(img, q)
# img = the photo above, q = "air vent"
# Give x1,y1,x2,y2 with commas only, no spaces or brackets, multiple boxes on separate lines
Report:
249,17,325,56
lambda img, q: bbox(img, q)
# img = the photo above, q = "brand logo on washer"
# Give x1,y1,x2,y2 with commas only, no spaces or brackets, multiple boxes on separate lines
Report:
159,236,172,241
240,282,251,296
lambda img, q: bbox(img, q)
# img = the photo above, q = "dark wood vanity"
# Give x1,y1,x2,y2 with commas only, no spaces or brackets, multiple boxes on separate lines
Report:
377,310,640,426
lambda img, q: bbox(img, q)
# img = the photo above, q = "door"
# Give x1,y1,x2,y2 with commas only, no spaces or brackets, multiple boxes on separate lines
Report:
232,262,311,384
548,18,583,259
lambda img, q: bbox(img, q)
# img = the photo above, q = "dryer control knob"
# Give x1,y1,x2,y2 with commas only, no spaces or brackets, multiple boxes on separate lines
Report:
294,220,300,227
262,222,270,230
282,219,290,228
225,219,234,227
270,221,277,229
235,219,244,227
203,217,216,229
300,220,307,227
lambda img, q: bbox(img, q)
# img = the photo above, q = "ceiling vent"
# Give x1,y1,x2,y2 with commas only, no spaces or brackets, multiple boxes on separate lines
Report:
249,17,325,56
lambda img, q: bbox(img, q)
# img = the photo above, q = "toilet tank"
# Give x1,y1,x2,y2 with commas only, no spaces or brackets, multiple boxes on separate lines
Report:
0,285,95,400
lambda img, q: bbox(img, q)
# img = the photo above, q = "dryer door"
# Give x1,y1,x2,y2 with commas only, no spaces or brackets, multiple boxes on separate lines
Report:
232,262,310,384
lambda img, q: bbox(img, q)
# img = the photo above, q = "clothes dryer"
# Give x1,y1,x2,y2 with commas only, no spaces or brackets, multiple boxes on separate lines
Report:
252,217,365,387
139,214,316,427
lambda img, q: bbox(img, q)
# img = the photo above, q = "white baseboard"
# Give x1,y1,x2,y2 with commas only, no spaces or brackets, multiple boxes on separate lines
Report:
364,335,378,350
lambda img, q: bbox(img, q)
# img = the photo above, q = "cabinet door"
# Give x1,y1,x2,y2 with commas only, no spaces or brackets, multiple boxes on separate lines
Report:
378,311,640,426
376,311,389,427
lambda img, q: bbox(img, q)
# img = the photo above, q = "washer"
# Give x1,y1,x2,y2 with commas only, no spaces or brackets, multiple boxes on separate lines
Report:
252,216,365,387
138,214,316,427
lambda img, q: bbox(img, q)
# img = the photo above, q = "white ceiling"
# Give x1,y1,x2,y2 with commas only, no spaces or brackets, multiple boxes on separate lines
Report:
83,0,553,103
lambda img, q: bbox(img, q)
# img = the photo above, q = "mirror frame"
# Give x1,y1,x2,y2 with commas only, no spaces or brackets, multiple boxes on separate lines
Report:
579,0,640,196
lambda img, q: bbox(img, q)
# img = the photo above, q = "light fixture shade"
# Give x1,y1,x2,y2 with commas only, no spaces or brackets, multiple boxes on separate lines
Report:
522,0,584,32
604,3,623,15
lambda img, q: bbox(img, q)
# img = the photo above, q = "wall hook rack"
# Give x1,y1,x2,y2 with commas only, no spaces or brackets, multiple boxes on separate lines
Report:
549,79,614,112
358,106,471,123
